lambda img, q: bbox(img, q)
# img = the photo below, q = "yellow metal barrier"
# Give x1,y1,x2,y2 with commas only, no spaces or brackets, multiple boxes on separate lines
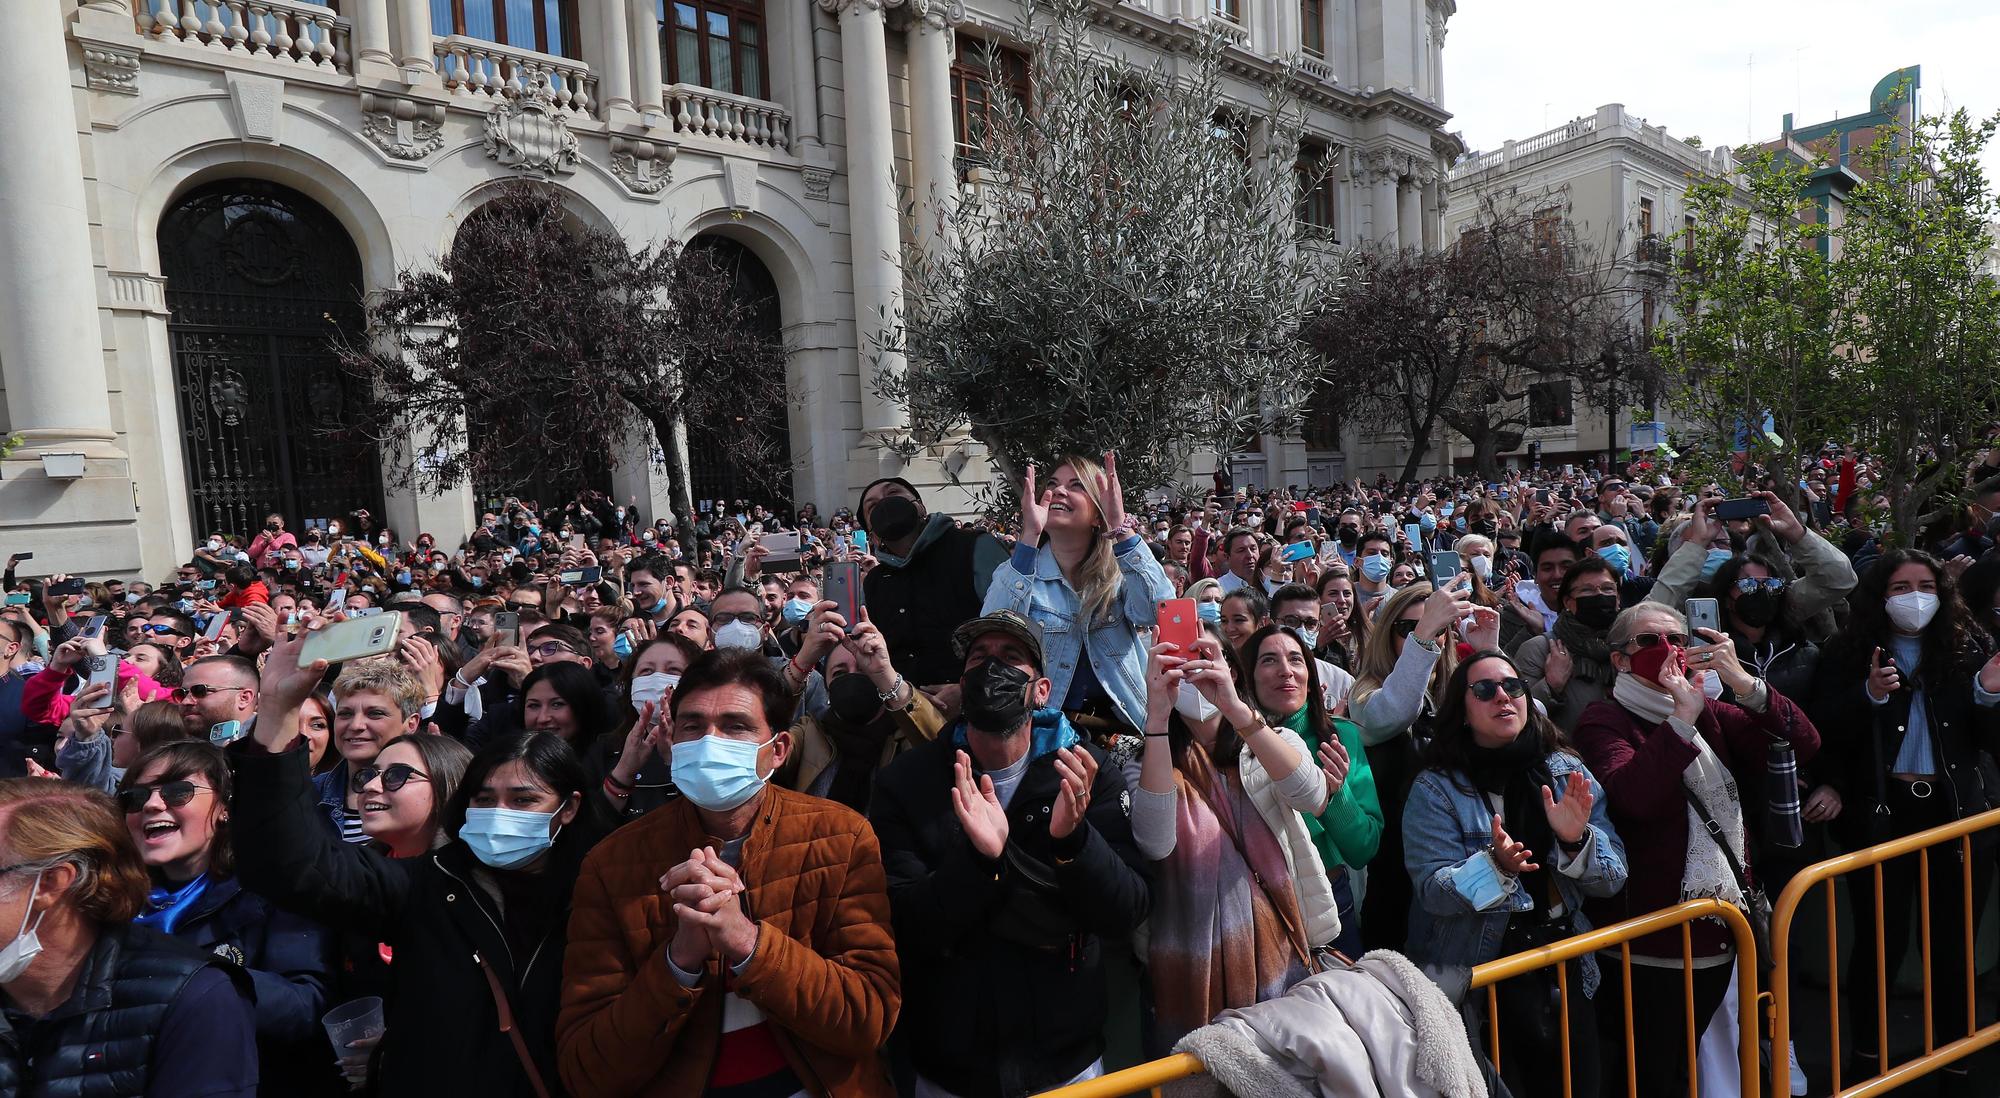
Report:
1770,804,2000,1098
1038,899,1760,1098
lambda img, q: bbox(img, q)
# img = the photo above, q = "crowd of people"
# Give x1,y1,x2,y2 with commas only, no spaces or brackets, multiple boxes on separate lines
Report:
0,440,1997,1098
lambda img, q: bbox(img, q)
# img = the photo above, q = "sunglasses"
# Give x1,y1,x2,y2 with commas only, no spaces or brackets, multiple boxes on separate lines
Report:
116,780,211,814
1627,631,1690,650
179,684,251,701
1391,619,1422,638
139,623,189,637
353,763,430,793
1734,577,1787,594
1468,677,1528,702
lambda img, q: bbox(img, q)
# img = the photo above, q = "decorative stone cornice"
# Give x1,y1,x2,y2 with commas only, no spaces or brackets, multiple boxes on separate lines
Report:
81,43,142,96
608,135,674,195
358,92,446,162
906,0,965,30
815,0,900,16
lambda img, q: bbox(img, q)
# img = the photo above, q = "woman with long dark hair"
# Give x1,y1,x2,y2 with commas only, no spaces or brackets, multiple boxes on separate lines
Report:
1811,549,2000,1090
1313,567,1368,673
519,661,615,748
1404,650,1625,1098
232,629,614,1098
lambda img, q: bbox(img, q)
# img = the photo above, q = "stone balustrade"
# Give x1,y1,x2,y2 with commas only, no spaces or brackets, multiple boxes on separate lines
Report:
144,0,350,73
666,84,792,151
435,35,598,118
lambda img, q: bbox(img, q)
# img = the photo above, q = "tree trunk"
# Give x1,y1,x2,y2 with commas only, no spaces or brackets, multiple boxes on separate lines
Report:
647,411,700,551
1398,413,1438,486
1469,429,1502,481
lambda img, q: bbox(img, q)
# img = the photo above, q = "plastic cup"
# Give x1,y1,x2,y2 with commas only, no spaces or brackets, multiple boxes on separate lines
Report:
321,996,385,1054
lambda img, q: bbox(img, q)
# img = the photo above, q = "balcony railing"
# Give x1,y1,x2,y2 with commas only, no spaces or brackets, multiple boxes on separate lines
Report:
435,35,596,118
666,84,792,152
143,0,351,74
1635,232,1672,269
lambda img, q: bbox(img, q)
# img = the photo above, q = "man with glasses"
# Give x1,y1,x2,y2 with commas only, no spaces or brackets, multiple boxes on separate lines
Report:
177,655,258,740
145,609,198,664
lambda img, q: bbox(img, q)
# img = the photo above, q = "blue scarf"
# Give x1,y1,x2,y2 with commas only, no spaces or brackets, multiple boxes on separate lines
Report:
135,874,211,934
951,707,1080,763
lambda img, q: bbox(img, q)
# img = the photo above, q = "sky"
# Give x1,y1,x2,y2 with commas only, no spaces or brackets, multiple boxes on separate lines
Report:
1444,0,2000,170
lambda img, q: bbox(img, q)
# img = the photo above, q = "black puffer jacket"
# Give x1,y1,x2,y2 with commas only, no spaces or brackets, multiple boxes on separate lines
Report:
229,743,602,1098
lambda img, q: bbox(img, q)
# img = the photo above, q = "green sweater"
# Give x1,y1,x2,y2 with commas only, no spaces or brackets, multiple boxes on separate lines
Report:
1277,706,1384,872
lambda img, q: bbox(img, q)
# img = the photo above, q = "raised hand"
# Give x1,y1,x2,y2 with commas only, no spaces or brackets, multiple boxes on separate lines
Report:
1317,735,1350,798
1048,745,1098,841
1094,452,1127,537
1018,464,1050,548
1144,641,1187,722
1752,490,1807,545
1490,815,1540,876
1867,646,1903,702
1657,659,1706,723
1540,771,1593,845
952,750,1009,860
1543,638,1573,692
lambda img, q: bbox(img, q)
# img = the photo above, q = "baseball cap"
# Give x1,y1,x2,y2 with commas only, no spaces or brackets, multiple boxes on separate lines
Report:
951,610,1044,671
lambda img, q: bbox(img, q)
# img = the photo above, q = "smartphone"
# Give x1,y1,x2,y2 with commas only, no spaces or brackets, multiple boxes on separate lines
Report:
1687,597,1722,639
492,611,521,648
3,594,30,607
11,553,30,562
346,606,384,618
1156,598,1199,654
48,578,85,597
1715,497,1771,522
568,533,587,551
326,587,348,612
759,531,803,571
1429,552,1463,585
1281,541,1315,563
852,529,868,553
79,615,108,641
1535,489,1551,506
558,567,603,586
1403,523,1424,548
825,560,863,633
202,611,231,641
297,610,404,669
86,653,118,692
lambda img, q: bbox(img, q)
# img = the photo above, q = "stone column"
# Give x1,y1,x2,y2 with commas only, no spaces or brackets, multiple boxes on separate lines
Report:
1398,176,1422,249
905,0,961,255
349,0,395,76
1369,155,1398,248
786,0,823,147
391,0,433,83
1420,168,1441,250
596,0,636,121
821,0,906,439
629,0,665,125
0,0,116,457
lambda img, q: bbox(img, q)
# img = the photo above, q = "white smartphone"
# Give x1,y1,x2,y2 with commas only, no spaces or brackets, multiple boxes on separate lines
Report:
297,611,404,669
1686,597,1721,639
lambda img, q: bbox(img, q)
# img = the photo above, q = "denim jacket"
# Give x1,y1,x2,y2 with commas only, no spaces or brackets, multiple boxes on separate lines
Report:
984,536,1174,732
1402,750,1627,996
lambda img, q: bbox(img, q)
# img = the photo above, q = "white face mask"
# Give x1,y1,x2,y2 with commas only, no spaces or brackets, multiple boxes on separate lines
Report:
1886,590,1940,633
1174,679,1217,722
713,620,764,653
0,869,48,983
629,671,679,713
206,539,222,552
1700,669,1726,700
1469,555,1493,581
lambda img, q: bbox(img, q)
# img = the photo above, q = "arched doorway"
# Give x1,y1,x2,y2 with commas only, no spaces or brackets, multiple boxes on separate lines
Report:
684,234,791,510
159,180,383,537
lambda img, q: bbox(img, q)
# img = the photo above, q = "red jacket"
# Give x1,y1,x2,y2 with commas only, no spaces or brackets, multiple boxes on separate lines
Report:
1573,689,1819,959
218,580,269,608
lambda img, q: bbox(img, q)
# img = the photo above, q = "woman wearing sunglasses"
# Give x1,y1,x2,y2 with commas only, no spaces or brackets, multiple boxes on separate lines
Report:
1811,549,2000,1091
1403,651,1625,1098
1573,602,1818,1098
231,628,611,1098
119,741,340,1095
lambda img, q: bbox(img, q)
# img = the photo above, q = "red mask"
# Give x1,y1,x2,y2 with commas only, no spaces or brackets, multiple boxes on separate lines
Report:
1627,641,1684,684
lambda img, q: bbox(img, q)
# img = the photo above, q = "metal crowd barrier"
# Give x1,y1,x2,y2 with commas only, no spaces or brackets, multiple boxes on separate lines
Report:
1038,898,1760,1098
1770,804,2000,1098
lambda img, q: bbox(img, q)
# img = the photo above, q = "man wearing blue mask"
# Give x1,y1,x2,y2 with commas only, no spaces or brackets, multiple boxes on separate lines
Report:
869,611,1149,1098
1588,524,1654,607
558,649,900,1097
1352,529,1399,606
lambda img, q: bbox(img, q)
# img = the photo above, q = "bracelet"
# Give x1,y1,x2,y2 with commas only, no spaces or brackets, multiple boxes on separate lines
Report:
876,674,906,704
1143,731,1171,739
602,775,633,797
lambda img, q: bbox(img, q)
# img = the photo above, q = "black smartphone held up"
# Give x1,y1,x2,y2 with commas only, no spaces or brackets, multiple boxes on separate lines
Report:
10,553,30,562
493,611,521,648
825,560,863,634
47,578,85,597
1535,489,1551,506
1715,497,1772,522
559,567,603,586
79,615,108,642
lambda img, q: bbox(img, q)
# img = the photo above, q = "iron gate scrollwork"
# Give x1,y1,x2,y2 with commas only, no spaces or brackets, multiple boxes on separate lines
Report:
159,180,384,538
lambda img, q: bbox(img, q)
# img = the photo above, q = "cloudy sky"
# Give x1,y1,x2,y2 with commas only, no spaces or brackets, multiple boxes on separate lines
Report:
1444,0,2000,164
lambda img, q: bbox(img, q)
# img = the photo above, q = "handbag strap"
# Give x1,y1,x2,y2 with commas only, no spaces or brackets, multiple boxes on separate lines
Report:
1682,780,1757,899
477,951,553,1098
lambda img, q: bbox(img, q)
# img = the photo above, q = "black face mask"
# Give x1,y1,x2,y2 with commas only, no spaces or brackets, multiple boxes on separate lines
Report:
961,659,1034,735
1733,588,1784,628
1336,527,1359,546
868,496,923,542
1472,520,1498,537
826,673,885,724
1571,593,1620,631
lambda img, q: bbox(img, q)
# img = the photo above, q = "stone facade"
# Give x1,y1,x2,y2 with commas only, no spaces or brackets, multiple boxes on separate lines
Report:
1,0,1458,577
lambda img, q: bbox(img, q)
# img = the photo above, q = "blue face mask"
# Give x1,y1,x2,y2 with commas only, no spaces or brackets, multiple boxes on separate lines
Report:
1420,514,1437,533
781,597,814,625
1454,516,1467,532
395,571,412,586
1196,601,1222,623
670,734,776,811
468,576,484,589
1360,553,1394,583
1700,548,1733,580
460,803,568,870
1596,543,1631,576
612,632,634,660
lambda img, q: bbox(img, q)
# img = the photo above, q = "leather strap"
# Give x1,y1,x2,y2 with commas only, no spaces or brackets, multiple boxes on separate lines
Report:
477,952,552,1098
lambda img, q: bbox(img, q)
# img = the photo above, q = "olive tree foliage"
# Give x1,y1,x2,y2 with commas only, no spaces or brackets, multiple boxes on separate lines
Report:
1657,148,1843,502
335,184,787,547
1836,106,2000,538
882,0,1341,508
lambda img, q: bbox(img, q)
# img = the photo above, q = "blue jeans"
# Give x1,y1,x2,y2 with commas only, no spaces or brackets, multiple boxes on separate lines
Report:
1329,868,1363,960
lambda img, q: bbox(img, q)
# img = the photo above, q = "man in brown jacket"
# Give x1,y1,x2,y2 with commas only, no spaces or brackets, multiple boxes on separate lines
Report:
557,649,901,1097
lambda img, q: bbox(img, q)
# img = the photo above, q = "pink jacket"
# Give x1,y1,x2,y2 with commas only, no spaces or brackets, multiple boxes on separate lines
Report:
21,663,172,726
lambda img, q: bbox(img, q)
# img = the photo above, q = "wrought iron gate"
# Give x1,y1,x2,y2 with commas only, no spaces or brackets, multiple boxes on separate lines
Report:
685,235,791,510
159,180,384,538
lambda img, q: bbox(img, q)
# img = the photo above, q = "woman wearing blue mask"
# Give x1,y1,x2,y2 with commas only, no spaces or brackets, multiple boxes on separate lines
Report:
234,628,616,1098
1187,578,1225,626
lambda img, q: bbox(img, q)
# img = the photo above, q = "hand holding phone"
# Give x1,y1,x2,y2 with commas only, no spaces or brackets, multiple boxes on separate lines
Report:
1156,599,1199,654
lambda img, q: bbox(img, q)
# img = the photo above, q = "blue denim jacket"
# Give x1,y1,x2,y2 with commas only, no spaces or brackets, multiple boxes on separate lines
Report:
983,536,1173,732
1402,750,1627,996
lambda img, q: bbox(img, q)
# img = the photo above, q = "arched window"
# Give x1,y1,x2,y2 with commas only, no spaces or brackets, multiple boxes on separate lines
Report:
658,0,768,99
431,0,578,58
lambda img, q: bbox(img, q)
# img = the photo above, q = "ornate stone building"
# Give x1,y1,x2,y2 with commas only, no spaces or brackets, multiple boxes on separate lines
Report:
4,0,1457,576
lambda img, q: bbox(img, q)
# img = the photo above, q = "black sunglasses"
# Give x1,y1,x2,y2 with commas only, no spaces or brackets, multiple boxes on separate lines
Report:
116,780,210,814
180,684,251,700
1391,619,1422,638
1468,677,1528,702
354,763,429,793
1628,631,1690,650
